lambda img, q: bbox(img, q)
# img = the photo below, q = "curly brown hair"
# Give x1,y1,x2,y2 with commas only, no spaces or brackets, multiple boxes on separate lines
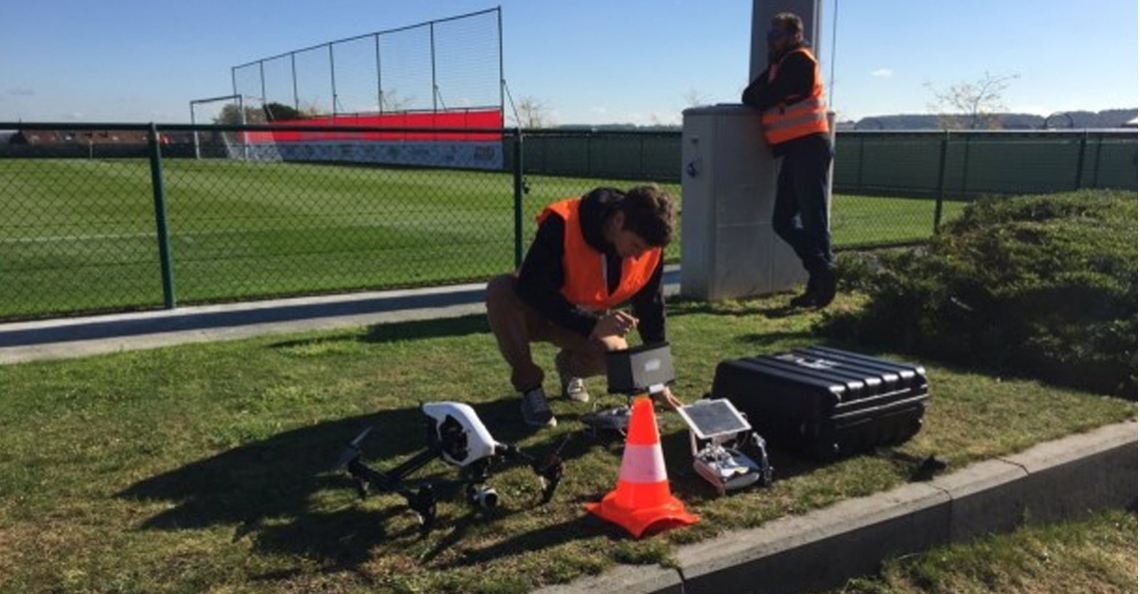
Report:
619,184,675,247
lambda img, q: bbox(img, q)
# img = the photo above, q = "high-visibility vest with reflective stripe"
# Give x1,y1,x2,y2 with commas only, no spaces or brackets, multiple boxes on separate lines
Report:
761,47,829,146
536,198,662,311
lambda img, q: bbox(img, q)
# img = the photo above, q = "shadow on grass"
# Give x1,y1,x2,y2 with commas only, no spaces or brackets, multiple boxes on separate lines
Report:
667,297,786,318
117,395,602,572
360,314,490,344
439,515,622,569
733,329,817,349
118,405,425,529
267,314,492,351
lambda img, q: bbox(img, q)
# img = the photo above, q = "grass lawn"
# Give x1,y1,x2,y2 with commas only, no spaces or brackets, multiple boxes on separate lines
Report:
0,292,1133,593
831,509,1137,594
0,159,962,320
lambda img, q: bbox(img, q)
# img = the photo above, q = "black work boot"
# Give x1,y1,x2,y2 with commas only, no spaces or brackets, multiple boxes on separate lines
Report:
813,268,837,308
789,275,819,308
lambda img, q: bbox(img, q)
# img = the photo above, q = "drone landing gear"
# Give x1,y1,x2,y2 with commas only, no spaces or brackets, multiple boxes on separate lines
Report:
339,430,443,530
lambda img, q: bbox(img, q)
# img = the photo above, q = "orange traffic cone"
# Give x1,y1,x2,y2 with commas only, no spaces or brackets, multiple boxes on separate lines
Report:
586,396,698,538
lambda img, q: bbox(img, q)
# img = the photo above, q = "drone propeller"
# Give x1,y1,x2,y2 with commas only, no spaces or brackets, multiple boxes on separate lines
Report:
350,426,373,448
534,454,563,504
333,426,374,471
532,434,571,503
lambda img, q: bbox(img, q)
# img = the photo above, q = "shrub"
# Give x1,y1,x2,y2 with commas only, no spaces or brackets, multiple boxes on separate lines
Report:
821,190,1137,398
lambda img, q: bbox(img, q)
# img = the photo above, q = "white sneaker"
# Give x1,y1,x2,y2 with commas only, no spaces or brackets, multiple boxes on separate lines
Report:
555,351,590,403
520,386,556,428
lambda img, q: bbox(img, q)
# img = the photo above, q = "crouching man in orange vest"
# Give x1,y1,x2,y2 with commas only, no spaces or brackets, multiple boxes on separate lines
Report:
742,12,836,308
485,185,682,428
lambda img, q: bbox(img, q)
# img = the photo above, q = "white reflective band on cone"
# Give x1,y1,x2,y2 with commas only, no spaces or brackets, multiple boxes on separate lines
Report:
617,443,668,484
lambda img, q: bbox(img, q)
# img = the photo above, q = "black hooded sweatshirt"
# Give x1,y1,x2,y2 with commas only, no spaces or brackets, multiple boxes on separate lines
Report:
514,188,666,343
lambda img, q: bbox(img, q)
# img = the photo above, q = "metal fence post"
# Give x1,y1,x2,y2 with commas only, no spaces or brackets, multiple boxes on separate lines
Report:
934,130,949,234
512,129,525,268
1091,132,1104,188
639,134,645,179
1071,131,1089,189
961,131,972,197
148,124,176,309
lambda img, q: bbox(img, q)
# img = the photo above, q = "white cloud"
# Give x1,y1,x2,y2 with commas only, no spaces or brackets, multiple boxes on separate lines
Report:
590,106,609,115
7,88,35,96
871,69,893,78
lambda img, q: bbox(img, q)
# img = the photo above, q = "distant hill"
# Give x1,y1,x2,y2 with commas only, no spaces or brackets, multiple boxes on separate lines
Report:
553,123,681,132
555,108,1137,132
840,108,1137,131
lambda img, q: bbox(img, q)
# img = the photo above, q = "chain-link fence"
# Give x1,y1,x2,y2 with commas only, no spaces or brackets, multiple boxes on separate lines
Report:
834,130,1137,198
1,122,1135,321
1,123,524,320
511,129,1138,195
229,8,501,118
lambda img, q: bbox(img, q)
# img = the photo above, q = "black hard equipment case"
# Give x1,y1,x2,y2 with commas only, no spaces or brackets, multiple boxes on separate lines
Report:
709,346,928,461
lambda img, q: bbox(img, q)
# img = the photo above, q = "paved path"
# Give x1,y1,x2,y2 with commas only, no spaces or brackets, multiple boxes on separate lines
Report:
0,267,680,365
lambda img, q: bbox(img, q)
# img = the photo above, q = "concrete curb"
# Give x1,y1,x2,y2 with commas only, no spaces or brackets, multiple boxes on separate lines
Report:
0,282,488,364
534,420,1137,594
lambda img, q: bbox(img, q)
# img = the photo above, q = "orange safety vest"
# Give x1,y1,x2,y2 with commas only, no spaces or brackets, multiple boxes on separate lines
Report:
536,198,662,311
761,47,829,146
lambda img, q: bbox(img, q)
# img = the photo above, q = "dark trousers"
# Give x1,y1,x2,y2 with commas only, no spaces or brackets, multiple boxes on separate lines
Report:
772,134,834,275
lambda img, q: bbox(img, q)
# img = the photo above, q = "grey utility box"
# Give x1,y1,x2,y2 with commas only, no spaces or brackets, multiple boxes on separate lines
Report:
680,104,807,301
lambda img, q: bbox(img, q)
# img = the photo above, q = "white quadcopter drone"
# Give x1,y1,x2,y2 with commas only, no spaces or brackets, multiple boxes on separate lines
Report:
334,401,564,533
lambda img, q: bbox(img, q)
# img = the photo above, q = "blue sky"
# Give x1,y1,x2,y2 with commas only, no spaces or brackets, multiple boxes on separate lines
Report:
0,0,1136,125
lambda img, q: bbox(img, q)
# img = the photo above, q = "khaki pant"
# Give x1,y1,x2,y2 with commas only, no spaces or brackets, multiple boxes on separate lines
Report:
485,274,626,393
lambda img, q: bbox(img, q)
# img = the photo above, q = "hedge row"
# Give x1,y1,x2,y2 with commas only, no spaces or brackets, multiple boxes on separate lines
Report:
823,190,1137,398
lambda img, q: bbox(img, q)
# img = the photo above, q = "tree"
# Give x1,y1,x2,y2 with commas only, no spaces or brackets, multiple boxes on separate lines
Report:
262,101,323,121
263,102,302,122
511,96,552,128
682,88,708,109
925,72,1018,130
212,103,266,125
380,89,414,113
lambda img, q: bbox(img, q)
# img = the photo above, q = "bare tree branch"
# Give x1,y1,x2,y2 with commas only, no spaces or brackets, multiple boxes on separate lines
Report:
682,88,708,108
512,96,551,128
925,72,1019,130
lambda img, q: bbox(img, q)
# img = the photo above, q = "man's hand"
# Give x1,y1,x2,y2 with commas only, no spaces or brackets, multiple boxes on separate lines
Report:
590,311,638,341
651,386,684,411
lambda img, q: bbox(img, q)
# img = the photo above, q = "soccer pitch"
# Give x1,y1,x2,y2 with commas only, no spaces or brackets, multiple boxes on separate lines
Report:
0,158,957,320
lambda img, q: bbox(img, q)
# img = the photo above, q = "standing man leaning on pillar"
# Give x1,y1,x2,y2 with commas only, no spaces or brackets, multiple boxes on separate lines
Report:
485,185,683,429
742,12,836,308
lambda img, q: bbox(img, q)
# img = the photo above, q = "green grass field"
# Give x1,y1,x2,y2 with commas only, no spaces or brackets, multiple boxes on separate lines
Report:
0,158,962,320
0,295,1133,593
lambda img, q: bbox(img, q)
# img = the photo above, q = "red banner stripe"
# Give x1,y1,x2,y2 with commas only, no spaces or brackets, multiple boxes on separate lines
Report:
245,109,503,143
